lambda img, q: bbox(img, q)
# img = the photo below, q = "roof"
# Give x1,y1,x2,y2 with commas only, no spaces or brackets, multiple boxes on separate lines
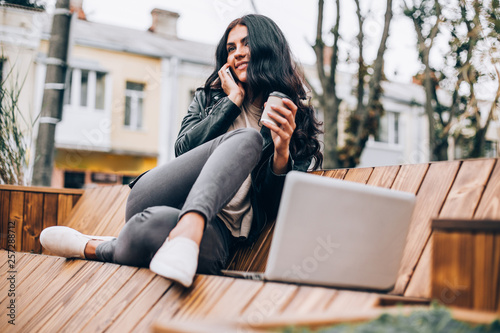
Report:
42,18,216,65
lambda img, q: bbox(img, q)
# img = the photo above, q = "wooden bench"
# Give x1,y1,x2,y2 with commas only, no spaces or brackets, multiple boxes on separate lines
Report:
0,158,499,332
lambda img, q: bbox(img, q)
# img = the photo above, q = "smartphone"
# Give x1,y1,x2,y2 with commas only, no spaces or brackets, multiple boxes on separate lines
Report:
225,67,235,82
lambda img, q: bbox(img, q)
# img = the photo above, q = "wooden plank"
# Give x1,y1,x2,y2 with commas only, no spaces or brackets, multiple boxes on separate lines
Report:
0,184,84,195
366,165,400,188
279,286,338,316
131,279,188,333
432,219,500,231
43,194,58,229
325,290,379,312
440,159,495,219
226,220,275,272
431,231,474,308
404,237,432,298
79,268,156,332
494,234,500,313
3,255,65,312
106,275,174,333
475,159,500,219
0,249,19,276
59,265,138,333
67,186,125,236
0,190,11,250
343,167,373,184
239,282,299,326
63,187,105,231
17,261,104,333
0,253,30,301
391,161,460,295
57,194,74,226
0,258,86,332
93,186,129,237
247,224,275,272
473,233,496,311
408,159,496,298
22,192,44,253
205,278,265,318
322,169,348,179
391,163,429,194
35,263,121,333
41,194,58,255
9,191,25,252
173,275,236,320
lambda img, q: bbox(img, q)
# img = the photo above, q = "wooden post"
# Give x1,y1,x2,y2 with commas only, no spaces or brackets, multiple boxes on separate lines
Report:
431,219,500,313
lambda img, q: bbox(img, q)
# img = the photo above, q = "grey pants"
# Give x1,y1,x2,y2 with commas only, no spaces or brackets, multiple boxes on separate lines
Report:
96,128,263,274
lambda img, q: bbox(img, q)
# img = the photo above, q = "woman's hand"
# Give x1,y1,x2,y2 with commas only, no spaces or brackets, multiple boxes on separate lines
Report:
218,64,244,107
262,98,297,174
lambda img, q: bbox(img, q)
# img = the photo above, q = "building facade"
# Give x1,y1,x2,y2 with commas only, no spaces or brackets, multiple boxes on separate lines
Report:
32,6,215,188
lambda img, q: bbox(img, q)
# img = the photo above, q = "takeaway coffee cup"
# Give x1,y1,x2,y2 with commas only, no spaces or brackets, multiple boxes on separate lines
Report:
261,91,290,127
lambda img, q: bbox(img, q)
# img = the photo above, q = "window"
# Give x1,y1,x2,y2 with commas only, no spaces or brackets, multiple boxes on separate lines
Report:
80,70,89,107
64,68,107,110
124,82,145,130
122,175,137,185
375,111,400,145
64,171,85,189
91,172,118,184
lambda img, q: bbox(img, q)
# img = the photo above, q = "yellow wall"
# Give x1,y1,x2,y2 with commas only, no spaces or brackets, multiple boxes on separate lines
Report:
55,149,156,175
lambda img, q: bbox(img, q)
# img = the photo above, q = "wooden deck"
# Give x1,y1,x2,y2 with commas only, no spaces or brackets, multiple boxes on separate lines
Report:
1,158,499,332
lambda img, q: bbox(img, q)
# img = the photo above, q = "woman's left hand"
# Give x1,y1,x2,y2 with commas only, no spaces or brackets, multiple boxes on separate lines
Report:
262,98,297,174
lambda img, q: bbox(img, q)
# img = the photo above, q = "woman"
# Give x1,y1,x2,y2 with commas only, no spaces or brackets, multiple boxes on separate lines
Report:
40,14,323,288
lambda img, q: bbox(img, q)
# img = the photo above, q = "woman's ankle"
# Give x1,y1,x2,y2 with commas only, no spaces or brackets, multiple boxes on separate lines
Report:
84,240,104,260
168,212,205,245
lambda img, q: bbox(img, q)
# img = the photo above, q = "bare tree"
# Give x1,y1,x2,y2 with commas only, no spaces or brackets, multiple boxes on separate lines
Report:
404,0,445,160
338,0,394,168
309,0,342,168
405,0,500,160
452,0,500,158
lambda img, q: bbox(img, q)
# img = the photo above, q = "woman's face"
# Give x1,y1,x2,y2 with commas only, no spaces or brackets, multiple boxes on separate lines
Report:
226,24,250,83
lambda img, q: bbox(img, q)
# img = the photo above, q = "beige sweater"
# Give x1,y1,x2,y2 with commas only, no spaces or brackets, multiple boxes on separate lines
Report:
217,101,262,238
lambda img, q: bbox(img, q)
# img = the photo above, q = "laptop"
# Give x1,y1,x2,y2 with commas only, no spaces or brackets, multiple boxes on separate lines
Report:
222,171,416,291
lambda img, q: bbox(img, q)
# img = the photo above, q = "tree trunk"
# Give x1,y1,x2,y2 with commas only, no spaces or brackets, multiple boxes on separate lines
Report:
313,0,342,169
344,0,393,168
32,0,71,186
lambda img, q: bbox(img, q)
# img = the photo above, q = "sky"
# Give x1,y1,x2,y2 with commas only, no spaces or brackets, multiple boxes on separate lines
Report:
70,0,421,83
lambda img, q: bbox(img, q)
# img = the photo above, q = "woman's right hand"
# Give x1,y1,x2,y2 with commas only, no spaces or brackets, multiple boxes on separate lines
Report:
218,64,244,107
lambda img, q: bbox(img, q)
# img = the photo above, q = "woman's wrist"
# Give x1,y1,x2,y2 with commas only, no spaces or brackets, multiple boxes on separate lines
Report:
272,150,290,175
228,91,244,107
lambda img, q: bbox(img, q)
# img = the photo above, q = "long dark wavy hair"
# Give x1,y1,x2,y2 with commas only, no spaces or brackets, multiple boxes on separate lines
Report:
204,14,323,169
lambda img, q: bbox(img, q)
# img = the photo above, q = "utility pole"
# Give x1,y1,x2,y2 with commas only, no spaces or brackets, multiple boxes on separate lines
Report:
32,0,71,186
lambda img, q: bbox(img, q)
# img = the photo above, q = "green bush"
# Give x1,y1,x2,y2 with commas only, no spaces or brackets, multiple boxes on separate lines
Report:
283,305,500,333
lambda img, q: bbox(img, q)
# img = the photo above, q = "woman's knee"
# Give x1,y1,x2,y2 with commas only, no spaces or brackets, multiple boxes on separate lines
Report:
114,206,180,267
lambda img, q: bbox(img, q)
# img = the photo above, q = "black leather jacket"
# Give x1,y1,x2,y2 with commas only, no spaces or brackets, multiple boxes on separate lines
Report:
175,88,312,244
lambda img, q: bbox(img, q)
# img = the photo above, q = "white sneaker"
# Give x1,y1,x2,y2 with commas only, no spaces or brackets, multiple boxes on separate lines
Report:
40,226,116,259
149,237,199,288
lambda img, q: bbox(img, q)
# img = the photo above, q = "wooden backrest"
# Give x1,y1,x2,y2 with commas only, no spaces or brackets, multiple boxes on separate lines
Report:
227,158,500,298
62,185,129,237
2,158,498,298
0,185,83,253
